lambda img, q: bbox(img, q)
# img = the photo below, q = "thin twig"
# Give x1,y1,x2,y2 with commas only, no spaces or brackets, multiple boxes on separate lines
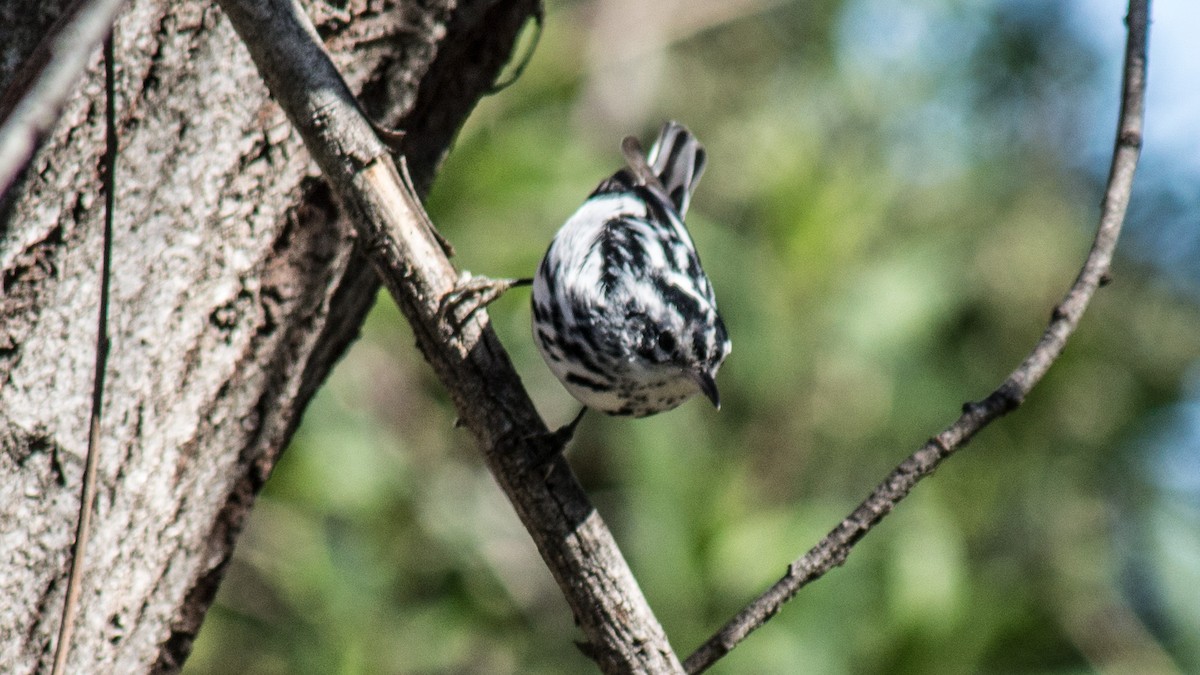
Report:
50,30,117,675
486,1,544,95
683,2,1149,672
0,0,127,196
215,0,683,672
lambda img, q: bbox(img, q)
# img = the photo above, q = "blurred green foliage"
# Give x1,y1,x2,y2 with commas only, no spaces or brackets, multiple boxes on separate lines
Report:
187,1,1200,672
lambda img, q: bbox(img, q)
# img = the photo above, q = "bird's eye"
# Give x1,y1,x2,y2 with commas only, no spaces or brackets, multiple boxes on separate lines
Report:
656,332,676,354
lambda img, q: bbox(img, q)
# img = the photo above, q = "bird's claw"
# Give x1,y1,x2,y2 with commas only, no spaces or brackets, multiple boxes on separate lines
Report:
368,119,407,153
437,273,532,330
528,408,587,475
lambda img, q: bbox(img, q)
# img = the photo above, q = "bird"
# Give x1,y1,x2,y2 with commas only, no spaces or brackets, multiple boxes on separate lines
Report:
530,121,731,420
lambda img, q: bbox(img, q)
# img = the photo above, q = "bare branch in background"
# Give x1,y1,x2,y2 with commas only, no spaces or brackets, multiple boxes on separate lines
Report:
683,1,1150,671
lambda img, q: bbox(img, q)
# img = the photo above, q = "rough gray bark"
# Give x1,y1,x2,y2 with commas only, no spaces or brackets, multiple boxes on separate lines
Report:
0,0,536,672
0,0,127,193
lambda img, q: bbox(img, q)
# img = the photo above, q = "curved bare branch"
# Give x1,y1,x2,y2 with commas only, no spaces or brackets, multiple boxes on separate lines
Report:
683,1,1150,671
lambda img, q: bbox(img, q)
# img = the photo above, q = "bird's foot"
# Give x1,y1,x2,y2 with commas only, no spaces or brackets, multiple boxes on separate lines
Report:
529,408,588,475
437,272,532,330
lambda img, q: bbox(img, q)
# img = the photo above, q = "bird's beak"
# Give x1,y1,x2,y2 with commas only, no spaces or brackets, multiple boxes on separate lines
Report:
692,369,721,410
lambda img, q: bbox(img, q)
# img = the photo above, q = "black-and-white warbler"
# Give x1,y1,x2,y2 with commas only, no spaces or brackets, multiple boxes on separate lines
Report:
531,121,731,418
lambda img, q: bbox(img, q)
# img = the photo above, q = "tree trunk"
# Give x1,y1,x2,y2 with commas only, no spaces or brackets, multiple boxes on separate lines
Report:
0,0,536,671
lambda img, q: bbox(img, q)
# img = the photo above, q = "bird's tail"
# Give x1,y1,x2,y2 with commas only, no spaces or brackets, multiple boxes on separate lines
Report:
647,121,707,217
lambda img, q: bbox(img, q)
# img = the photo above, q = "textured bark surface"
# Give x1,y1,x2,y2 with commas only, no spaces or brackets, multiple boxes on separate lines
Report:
0,0,535,672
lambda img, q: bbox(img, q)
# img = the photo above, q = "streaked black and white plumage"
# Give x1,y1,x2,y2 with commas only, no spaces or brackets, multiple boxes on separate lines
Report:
532,122,731,418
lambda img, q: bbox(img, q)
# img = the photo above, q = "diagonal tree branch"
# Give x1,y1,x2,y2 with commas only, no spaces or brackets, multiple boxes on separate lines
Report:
214,0,683,672
2,0,573,668
683,1,1150,672
0,0,127,195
